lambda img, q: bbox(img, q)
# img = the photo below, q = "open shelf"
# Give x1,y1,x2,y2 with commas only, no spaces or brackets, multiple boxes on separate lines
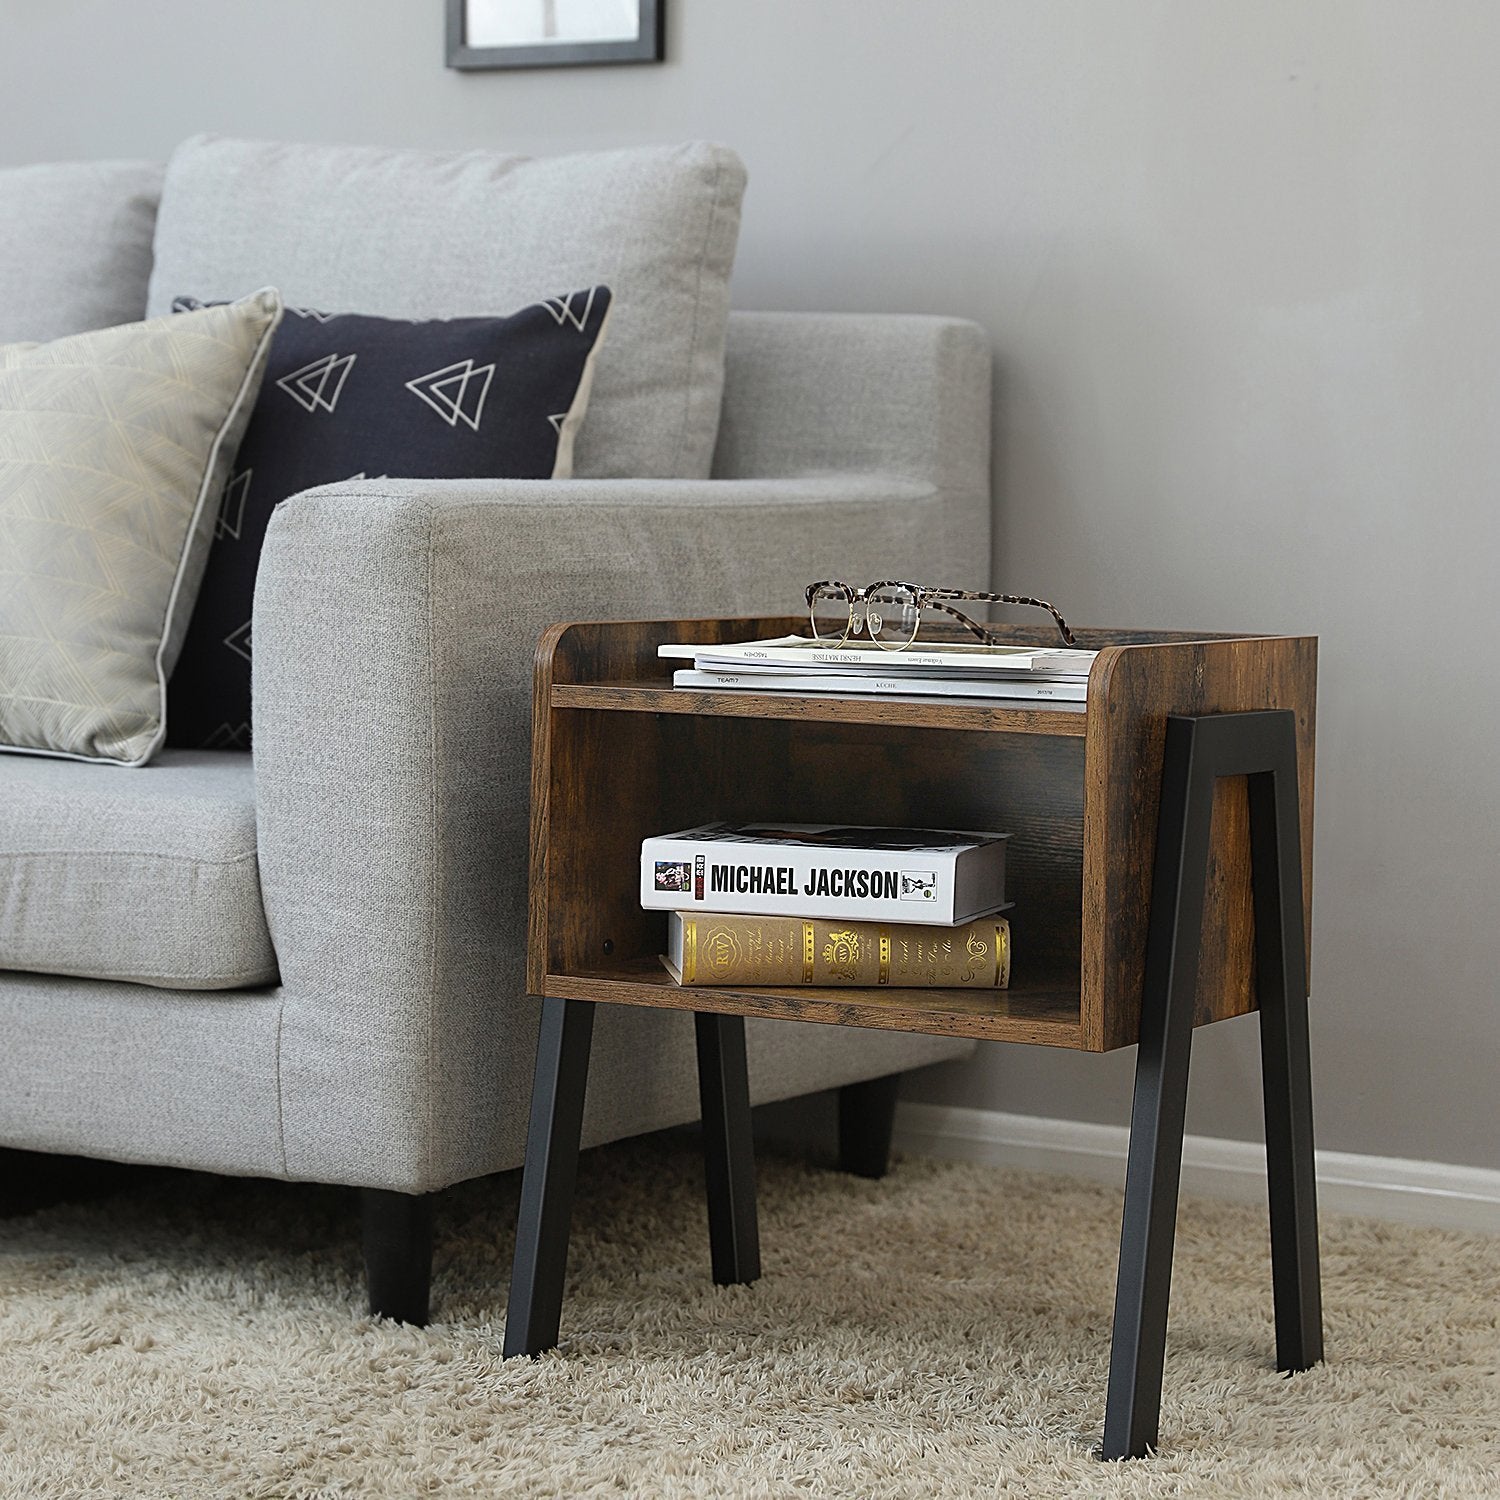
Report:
540,958,1084,1047
551,678,1088,736
530,616,1317,1053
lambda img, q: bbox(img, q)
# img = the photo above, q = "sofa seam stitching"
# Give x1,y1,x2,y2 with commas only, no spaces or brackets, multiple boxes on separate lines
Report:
273,992,288,1178
303,479,936,513
0,849,260,865
4,965,278,985
424,500,440,1193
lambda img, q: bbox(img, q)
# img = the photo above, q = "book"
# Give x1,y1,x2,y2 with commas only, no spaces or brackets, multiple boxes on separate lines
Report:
664,911,1011,988
672,667,1087,703
658,635,1097,679
640,822,1008,926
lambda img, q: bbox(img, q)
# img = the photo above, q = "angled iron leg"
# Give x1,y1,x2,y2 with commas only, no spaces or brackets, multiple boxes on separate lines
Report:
1103,715,1215,1460
1103,709,1323,1459
1249,724,1323,1373
695,1011,761,1285
503,996,596,1358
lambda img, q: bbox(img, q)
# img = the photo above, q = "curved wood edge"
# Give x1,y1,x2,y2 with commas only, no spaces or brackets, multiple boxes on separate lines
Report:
1081,636,1317,1052
533,620,575,685
538,615,808,687
534,617,1245,689
526,627,573,992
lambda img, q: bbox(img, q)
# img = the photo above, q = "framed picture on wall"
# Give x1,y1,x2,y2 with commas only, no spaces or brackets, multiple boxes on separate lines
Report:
447,0,664,70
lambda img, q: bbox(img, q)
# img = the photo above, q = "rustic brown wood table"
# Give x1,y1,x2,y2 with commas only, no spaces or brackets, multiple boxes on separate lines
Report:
503,616,1323,1460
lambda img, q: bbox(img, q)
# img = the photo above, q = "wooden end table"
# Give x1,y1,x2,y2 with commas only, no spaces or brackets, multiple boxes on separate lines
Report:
503,616,1322,1460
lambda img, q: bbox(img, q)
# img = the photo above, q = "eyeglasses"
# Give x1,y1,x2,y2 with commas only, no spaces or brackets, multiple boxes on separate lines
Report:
805,580,1076,650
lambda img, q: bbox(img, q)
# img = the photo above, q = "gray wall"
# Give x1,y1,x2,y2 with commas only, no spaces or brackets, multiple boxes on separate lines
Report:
4,1,1494,1169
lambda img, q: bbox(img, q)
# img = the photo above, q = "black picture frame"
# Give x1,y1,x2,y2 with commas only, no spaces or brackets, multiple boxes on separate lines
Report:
447,0,664,70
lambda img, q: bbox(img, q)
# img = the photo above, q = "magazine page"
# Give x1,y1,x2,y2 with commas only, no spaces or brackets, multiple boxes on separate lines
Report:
659,636,1096,677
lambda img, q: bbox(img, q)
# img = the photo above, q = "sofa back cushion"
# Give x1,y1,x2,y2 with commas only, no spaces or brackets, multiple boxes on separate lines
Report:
147,135,746,480
0,160,163,342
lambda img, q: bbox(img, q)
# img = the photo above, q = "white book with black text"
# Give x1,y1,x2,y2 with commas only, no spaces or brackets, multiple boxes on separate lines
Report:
640,822,1008,926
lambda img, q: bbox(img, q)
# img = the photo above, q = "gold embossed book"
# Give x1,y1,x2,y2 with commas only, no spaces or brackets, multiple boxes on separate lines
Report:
663,912,1011,988
639,822,1008,926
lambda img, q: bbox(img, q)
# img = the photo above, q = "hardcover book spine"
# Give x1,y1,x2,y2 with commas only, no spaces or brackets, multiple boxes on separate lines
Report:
672,913,1011,988
641,835,1005,925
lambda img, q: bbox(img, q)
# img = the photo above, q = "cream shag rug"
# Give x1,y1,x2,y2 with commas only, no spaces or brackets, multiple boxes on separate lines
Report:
2,1136,1498,1499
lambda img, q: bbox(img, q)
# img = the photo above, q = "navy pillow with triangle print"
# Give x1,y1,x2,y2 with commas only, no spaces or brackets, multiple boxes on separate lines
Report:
165,287,612,749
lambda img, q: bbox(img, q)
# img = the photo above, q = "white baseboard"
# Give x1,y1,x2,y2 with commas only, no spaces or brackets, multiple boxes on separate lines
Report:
893,1102,1500,1234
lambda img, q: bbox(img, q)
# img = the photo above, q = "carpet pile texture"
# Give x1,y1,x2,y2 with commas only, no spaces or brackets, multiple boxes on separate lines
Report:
2,1135,1497,1497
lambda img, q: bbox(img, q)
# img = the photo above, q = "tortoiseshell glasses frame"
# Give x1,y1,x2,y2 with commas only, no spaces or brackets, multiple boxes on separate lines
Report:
804,580,1076,650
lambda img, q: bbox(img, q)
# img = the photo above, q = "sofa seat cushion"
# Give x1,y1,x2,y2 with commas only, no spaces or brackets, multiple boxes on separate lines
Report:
0,751,276,990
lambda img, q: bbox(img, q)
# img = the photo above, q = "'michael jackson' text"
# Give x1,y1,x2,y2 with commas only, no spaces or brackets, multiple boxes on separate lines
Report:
709,864,900,900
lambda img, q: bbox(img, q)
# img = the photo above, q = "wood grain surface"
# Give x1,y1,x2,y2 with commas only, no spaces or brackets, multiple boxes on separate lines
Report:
550,681,1089,736
1082,636,1317,1051
529,618,1316,1055
542,960,1084,1047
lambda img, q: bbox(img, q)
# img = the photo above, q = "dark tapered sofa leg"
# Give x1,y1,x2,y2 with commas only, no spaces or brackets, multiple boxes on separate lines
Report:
361,1187,434,1325
837,1072,903,1179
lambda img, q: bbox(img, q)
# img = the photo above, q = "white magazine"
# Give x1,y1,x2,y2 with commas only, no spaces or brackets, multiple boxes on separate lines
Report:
658,635,1096,679
672,668,1086,703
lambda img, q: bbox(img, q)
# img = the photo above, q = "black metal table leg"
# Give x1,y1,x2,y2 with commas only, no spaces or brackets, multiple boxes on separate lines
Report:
695,1011,760,1285
503,995,595,1358
1249,718,1324,1373
1103,715,1213,1461
1102,709,1324,1459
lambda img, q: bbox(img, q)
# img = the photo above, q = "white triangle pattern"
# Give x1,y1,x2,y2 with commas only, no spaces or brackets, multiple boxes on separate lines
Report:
224,619,253,663
540,289,599,333
405,360,495,431
217,469,252,541
203,722,251,750
277,353,356,414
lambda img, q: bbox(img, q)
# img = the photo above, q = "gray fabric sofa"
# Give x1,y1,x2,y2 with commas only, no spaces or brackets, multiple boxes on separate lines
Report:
0,141,990,1319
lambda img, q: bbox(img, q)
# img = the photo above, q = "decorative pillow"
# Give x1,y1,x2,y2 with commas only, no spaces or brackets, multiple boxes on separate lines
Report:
165,287,613,749
0,290,283,766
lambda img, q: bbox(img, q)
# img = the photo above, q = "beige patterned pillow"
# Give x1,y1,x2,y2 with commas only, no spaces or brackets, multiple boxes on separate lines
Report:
0,290,282,765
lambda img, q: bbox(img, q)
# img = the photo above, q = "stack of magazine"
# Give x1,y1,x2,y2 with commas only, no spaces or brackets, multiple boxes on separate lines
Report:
659,635,1096,704
640,822,1013,990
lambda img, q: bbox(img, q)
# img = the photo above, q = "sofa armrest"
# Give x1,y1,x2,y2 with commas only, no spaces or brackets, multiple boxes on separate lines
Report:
717,313,992,497
250,474,974,1190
